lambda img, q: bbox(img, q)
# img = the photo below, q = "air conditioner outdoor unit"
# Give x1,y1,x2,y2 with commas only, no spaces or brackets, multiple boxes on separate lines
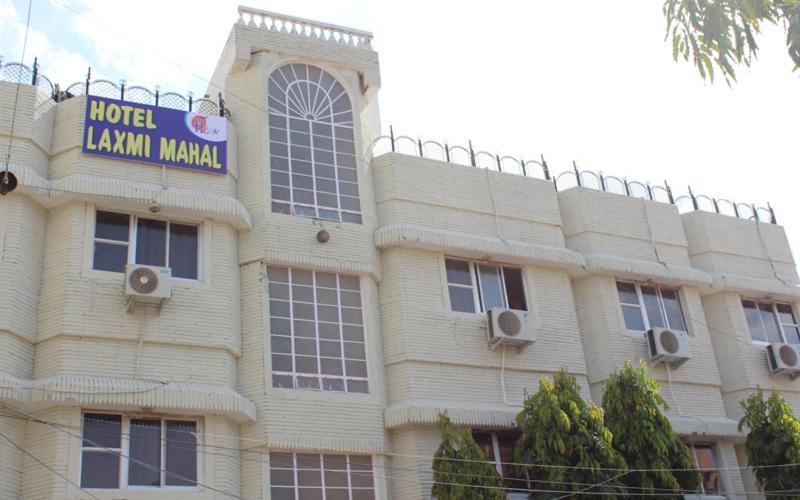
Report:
487,308,535,351
766,343,800,379
646,328,691,366
125,264,171,312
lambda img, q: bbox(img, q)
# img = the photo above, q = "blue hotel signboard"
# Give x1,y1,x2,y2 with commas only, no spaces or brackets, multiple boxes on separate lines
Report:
82,95,227,175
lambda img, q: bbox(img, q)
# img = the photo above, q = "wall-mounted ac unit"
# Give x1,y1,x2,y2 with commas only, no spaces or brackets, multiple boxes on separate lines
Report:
646,328,691,366
487,308,535,351
125,264,171,312
767,343,800,379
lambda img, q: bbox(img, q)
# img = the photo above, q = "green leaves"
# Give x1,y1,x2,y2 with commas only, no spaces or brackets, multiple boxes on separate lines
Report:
739,390,800,498
663,0,800,84
431,413,506,500
602,361,701,499
514,368,628,499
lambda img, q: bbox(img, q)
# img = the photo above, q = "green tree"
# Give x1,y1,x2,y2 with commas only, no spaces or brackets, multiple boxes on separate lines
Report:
664,0,800,83
602,362,702,498
431,413,506,500
514,368,627,499
738,390,800,498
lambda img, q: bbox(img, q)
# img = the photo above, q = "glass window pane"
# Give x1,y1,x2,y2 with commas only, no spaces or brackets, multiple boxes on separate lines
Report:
169,223,198,279
81,451,120,488
784,326,800,344
95,211,129,241
502,267,527,311
616,281,639,305
742,300,766,342
471,431,496,463
445,259,472,286
165,420,198,486
478,265,506,311
641,286,665,329
135,218,167,267
128,418,161,487
93,242,128,273
660,289,686,331
693,446,722,494
448,286,475,313
777,304,798,326
759,303,783,343
83,413,121,448
622,305,645,331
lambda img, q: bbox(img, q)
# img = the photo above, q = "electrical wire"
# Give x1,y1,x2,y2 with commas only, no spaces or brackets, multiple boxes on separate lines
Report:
3,0,33,175
0,429,102,500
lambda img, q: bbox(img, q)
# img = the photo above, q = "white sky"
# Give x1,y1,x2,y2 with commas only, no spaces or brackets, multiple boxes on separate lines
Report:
2,0,798,261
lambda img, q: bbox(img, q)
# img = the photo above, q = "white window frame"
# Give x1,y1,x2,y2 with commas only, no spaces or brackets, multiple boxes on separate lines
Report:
687,443,725,498
269,452,376,500
616,280,687,332
268,267,369,394
79,412,202,491
92,210,202,281
267,63,362,224
742,299,800,345
444,258,528,314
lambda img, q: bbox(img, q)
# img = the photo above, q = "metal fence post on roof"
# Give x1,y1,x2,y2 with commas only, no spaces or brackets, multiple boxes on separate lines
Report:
712,197,720,214
541,154,550,180
444,143,450,163
188,92,194,112
389,125,395,153
218,92,225,117
520,157,527,177
646,182,653,200
495,154,502,172
752,204,760,222
573,161,581,187
665,181,675,204
468,140,476,167
768,203,777,224
31,57,38,85
119,79,126,101
85,67,91,95
624,179,631,196
599,172,607,191
688,185,699,210
417,138,423,158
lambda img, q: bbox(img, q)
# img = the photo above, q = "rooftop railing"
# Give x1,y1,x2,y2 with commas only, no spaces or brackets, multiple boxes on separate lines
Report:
237,6,373,50
370,127,778,224
0,57,226,116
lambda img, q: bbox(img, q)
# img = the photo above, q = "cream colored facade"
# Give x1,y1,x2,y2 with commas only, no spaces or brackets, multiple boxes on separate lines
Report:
0,6,798,500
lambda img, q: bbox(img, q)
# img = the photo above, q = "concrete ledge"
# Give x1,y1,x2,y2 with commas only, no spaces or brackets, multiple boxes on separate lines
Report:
0,372,257,423
257,250,380,281
7,163,252,229
385,399,520,429
706,272,800,301
668,415,744,442
374,223,584,271
266,433,386,455
583,252,712,287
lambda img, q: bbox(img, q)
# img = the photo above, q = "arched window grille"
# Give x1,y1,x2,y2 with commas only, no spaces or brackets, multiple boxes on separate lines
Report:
267,64,361,223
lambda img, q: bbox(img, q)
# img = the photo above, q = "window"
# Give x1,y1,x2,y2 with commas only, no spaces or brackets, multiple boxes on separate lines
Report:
268,63,361,224
445,258,527,314
616,281,686,332
688,444,723,496
742,300,800,344
267,266,368,393
93,210,199,279
270,452,375,500
472,430,526,492
80,413,198,489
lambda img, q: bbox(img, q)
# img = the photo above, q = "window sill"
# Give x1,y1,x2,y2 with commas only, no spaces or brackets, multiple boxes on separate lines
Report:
85,268,204,287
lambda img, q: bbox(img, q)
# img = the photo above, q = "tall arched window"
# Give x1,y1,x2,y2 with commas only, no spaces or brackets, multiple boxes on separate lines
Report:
268,64,361,224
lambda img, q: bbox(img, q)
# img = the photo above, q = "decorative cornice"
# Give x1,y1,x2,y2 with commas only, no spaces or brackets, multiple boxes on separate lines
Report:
385,399,520,429
706,272,800,300
260,250,380,281
582,253,712,287
667,415,744,441
374,223,584,271
0,372,256,423
266,433,386,454
7,163,252,229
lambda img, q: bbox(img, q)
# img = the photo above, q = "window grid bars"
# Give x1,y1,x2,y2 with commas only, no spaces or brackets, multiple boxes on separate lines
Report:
272,453,374,500
270,269,368,392
619,281,684,332
748,301,799,344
